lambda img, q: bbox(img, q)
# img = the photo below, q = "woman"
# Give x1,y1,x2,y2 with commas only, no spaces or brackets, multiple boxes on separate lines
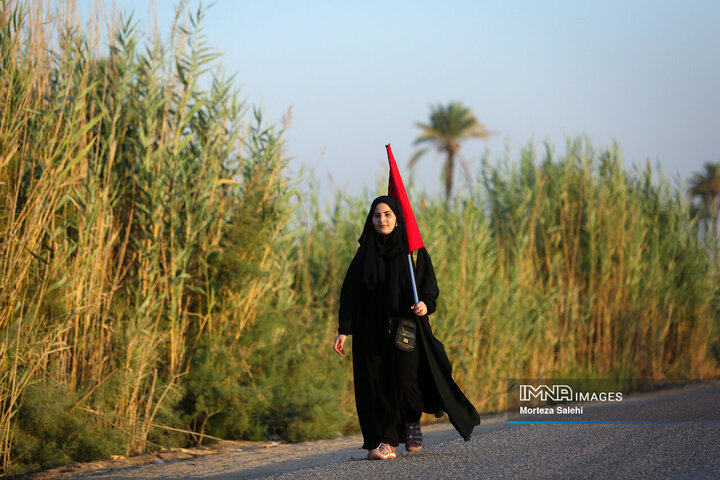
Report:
333,196,480,460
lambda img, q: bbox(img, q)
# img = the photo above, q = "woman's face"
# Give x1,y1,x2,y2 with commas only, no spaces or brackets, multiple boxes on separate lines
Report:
372,202,397,235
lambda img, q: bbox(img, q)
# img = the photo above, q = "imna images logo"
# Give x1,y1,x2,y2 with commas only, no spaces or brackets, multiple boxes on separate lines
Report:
519,384,573,402
519,384,623,403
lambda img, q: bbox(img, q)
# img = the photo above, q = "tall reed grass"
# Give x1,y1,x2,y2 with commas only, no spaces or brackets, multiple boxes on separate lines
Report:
0,1,306,474
0,0,717,475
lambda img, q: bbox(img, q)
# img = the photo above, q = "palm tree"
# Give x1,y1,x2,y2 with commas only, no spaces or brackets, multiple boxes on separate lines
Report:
688,163,720,241
411,102,492,201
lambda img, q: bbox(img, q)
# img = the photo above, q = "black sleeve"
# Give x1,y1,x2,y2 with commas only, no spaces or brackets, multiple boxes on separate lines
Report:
338,253,360,335
414,247,439,316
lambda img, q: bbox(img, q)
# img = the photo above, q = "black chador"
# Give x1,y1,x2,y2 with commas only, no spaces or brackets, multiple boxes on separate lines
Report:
338,196,480,450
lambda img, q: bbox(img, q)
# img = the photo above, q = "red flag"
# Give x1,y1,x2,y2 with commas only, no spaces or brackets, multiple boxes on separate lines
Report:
386,143,424,252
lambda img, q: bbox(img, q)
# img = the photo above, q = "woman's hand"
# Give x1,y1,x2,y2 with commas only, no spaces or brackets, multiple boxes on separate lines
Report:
410,301,427,317
333,334,348,356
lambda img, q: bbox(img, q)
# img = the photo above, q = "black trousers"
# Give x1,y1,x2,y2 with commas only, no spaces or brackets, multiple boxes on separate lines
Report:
374,344,424,447
355,311,426,449
395,346,424,423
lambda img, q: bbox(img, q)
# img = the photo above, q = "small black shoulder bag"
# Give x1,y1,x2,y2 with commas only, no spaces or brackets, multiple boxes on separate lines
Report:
391,317,417,351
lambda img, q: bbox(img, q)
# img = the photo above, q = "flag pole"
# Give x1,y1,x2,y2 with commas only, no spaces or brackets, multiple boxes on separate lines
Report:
408,254,419,305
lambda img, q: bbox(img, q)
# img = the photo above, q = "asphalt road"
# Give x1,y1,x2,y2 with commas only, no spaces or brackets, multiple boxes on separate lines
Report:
67,382,720,480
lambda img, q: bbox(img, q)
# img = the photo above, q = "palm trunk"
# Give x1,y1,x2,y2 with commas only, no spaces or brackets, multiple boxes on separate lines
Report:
444,151,456,202
713,197,719,249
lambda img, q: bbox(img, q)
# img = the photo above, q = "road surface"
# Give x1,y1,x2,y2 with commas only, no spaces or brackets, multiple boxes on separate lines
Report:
42,381,720,479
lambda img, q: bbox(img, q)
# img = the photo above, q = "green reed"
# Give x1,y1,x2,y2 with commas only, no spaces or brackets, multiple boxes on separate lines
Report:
0,1,297,473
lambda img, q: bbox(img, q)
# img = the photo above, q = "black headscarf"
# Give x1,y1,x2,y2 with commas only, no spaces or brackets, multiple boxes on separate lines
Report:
356,196,413,314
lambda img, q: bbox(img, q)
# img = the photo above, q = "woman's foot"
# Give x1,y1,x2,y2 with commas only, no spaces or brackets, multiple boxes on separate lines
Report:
368,442,397,460
405,422,423,452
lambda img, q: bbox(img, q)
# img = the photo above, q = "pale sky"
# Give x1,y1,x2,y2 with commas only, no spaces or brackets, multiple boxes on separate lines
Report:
96,0,720,199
